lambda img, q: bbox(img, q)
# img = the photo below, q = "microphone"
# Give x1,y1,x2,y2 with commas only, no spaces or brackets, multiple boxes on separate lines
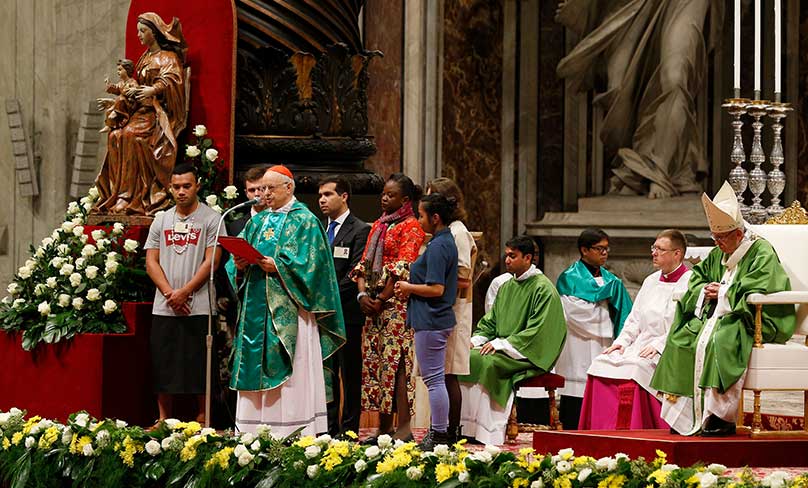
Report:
229,196,262,210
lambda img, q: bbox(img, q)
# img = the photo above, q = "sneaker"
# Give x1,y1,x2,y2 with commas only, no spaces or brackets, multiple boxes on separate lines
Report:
418,428,449,452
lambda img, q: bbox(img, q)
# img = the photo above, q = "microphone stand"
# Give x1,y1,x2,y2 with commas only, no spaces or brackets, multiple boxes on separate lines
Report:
205,197,259,428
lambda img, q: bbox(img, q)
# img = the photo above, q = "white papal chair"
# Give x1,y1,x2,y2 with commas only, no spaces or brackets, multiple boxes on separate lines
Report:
738,202,808,438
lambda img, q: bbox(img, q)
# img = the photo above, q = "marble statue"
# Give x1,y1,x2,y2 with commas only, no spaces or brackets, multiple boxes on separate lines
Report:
93,12,188,216
556,0,723,199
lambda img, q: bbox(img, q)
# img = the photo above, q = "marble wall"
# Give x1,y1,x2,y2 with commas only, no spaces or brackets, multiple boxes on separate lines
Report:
363,0,403,180
441,0,503,316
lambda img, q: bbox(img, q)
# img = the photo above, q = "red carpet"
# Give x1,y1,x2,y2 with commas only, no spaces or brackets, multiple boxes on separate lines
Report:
533,429,808,467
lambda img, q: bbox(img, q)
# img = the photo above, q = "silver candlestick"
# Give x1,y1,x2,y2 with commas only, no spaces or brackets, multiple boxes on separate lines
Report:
746,100,769,224
723,98,750,218
765,102,792,219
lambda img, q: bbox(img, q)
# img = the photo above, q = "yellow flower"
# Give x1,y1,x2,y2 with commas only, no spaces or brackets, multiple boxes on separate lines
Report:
22,416,41,435
38,426,59,450
686,474,701,486
91,420,105,432
2,437,10,450
599,474,627,488
435,463,456,484
648,469,670,485
118,435,143,468
183,421,202,437
653,449,667,468
320,441,351,471
344,430,358,439
11,432,23,446
519,447,535,458
294,436,315,448
528,460,542,473
180,435,206,462
574,455,595,466
513,478,529,488
554,474,575,488
204,446,234,471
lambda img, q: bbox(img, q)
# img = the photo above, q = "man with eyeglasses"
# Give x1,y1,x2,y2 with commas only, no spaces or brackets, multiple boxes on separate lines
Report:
651,182,795,437
226,165,346,437
555,227,633,429
579,229,691,430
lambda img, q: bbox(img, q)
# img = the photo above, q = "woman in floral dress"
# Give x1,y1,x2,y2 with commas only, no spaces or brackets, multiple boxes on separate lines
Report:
352,173,425,441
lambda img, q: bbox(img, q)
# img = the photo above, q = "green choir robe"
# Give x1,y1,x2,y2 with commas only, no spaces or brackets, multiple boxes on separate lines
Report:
555,260,633,337
226,200,346,393
651,238,796,396
458,272,567,407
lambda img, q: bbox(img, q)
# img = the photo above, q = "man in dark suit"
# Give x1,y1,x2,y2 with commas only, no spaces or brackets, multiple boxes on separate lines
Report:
318,176,371,435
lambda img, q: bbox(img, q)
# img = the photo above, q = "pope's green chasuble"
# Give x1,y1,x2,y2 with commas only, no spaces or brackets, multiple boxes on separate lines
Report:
458,273,567,407
651,238,795,396
226,200,346,393
556,260,633,337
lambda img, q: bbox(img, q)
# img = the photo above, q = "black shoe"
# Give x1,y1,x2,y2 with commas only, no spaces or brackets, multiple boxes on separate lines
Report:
418,429,449,451
447,425,462,445
701,415,736,437
361,431,394,445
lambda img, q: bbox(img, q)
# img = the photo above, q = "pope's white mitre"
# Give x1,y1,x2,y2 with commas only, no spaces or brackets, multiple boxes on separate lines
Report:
701,181,744,233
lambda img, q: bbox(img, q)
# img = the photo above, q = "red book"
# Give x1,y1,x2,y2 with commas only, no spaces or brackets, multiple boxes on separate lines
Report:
218,236,264,264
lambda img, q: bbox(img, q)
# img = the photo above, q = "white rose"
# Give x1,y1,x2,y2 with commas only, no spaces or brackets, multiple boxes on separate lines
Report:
485,445,501,456
595,457,614,471
25,436,35,449
112,222,125,235
57,244,70,255
205,148,219,161
81,245,96,257
223,186,238,199
699,472,718,488
105,261,119,276
237,451,254,466
52,229,61,240
304,445,321,459
74,413,89,427
59,264,75,276
58,294,71,307
376,434,392,449
61,221,76,233
763,471,792,488
61,427,72,445
707,464,727,475
7,283,19,295
578,468,592,482
364,445,380,459
86,288,101,301
81,233,89,243
35,247,45,258
614,452,629,460
406,466,423,480
45,277,57,289
116,420,127,429
72,297,84,310
34,284,46,296
160,437,173,451
556,461,572,474
123,239,139,253
73,225,84,237
212,205,223,214
185,145,201,158
38,301,51,316
80,196,90,205
661,464,679,472
458,471,470,483
96,430,110,447
205,195,218,206
354,459,367,472
69,273,82,287
67,201,80,215
95,239,108,251
17,266,32,279
531,480,545,488
0,413,9,425
82,443,94,456
85,266,99,280
106,252,119,262
240,432,255,445
200,428,215,436
145,439,161,456
315,434,331,445
473,450,492,463
74,257,85,269
250,440,261,452
13,298,25,309
102,300,117,315
91,230,105,241
72,217,83,226
193,125,207,137
306,464,319,478
234,444,248,458
434,444,450,456
88,187,99,199
1,296,10,305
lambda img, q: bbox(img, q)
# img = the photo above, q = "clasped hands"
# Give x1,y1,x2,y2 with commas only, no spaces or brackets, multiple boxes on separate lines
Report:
164,287,192,315
703,282,721,300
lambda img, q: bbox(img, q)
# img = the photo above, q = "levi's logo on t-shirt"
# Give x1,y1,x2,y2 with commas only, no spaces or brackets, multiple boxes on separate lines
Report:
164,228,201,247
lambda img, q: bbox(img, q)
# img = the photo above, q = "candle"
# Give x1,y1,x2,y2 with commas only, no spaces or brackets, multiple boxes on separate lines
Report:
775,0,782,95
754,0,761,97
734,0,741,94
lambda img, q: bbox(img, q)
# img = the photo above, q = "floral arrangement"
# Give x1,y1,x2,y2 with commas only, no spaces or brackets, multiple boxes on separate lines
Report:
183,124,241,218
0,189,148,350
0,408,806,488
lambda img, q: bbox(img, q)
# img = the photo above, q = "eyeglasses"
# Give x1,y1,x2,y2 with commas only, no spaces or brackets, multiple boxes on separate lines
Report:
651,246,676,254
589,245,610,254
710,231,737,243
263,183,290,193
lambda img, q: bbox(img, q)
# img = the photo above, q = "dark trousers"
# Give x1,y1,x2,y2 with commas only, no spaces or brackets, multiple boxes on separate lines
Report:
516,397,551,425
327,323,363,434
560,395,583,430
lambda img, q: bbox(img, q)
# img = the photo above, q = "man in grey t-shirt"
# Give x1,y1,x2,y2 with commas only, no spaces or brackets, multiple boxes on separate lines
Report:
145,163,225,424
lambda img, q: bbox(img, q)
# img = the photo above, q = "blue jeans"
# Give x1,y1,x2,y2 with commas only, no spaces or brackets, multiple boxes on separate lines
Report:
414,328,453,432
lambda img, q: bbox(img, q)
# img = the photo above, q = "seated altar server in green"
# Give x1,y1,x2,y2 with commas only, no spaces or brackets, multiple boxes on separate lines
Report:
555,228,633,429
651,181,796,437
227,165,345,437
458,236,567,445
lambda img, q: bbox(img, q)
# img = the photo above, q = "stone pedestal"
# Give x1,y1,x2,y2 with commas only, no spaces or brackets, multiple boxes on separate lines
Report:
526,195,711,296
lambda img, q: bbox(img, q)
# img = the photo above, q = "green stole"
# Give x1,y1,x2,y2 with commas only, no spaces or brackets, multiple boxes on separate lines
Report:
651,239,795,396
556,260,633,337
226,200,346,395
458,272,567,407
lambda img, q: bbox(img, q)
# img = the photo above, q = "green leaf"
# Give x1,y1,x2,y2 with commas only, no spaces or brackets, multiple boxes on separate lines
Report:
10,452,31,488
255,466,283,488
